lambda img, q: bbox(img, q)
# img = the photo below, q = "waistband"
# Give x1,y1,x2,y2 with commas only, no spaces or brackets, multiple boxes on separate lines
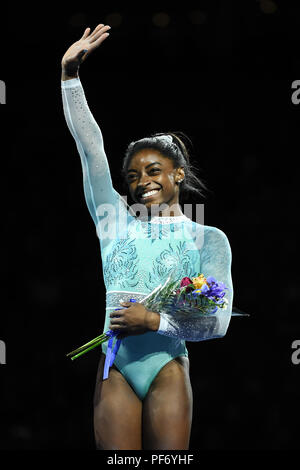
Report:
106,290,149,310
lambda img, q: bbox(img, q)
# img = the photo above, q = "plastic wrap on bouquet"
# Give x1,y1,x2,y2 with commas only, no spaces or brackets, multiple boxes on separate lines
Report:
139,269,234,342
158,309,219,342
153,287,228,342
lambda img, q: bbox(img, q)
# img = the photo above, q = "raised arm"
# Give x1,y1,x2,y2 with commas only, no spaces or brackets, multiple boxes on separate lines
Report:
157,227,233,342
61,24,129,242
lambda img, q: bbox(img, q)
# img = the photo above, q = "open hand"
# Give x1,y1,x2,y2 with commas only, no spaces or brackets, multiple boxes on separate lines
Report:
61,23,111,74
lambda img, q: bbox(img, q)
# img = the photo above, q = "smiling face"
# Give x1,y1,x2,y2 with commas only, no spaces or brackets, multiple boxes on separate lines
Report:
126,148,185,216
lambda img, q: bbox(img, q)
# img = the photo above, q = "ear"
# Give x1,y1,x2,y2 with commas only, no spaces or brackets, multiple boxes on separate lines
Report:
176,167,185,184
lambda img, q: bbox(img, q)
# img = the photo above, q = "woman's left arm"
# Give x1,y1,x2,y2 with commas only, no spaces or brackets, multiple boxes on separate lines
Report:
157,227,233,341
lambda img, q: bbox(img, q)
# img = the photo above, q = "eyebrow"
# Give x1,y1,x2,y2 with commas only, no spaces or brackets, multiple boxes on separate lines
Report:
127,162,162,173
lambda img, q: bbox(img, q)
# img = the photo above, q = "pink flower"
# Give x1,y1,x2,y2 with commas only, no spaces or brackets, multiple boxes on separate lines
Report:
179,277,194,292
180,277,193,287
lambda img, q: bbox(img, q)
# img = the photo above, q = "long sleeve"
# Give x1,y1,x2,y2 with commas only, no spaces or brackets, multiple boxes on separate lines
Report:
157,227,233,341
61,78,129,247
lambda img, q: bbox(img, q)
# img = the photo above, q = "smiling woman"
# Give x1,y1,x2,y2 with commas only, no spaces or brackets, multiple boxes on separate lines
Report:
122,133,208,209
61,22,234,451
125,147,184,217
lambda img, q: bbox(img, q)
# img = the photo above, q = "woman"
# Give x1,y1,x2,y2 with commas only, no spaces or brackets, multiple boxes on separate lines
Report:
61,23,233,450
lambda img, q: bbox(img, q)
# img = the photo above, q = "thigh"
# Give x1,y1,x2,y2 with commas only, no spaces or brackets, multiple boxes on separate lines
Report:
142,356,193,450
93,353,142,450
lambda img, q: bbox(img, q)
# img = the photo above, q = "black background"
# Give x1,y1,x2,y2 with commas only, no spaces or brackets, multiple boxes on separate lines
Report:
1,1,299,451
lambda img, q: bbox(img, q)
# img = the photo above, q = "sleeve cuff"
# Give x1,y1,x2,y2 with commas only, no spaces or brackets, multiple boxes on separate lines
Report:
61,77,81,88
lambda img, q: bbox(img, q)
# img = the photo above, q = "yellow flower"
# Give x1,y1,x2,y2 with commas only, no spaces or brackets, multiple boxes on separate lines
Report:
191,274,207,290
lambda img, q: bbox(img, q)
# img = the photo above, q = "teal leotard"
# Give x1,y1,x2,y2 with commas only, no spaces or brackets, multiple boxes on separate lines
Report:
61,78,233,401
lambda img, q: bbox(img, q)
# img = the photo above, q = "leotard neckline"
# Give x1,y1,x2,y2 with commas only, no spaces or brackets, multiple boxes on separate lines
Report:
137,215,191,224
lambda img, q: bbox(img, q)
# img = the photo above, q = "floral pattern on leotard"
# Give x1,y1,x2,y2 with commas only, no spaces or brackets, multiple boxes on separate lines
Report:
135,221,187,243
145,241,196,290
144,223,174,243
103,238,139,289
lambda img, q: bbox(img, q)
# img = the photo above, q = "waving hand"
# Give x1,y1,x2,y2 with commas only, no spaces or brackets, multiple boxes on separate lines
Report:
61,23,111,78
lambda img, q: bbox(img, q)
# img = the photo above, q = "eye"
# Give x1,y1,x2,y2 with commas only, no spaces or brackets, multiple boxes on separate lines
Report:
127,174,136,182
127,168,160,182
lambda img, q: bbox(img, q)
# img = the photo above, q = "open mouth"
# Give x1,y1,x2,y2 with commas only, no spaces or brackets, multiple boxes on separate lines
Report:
139,189,161,200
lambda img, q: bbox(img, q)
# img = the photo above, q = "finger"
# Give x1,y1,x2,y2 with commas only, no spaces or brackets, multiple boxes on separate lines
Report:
110,318,125,326
89,23,105,39
110,309,126,317
80,27,91,40
85,33,109,54
110,323,125,331
89,25,111,44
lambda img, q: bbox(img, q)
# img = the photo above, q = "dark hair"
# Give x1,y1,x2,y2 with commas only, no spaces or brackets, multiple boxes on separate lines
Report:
121,131,209,202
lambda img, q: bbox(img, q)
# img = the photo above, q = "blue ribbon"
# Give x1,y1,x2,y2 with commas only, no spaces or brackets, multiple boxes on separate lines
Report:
102,330,122,380
103,299,136,380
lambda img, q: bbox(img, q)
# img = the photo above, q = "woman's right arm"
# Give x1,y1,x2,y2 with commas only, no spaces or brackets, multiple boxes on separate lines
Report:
61,24,128,236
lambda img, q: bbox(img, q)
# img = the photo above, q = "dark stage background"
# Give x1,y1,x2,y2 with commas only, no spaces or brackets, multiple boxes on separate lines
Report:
1,1,299,451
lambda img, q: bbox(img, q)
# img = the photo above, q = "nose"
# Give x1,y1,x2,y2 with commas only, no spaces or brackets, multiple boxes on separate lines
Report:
137,180,151,188
138,172,151,184
136,174,151,191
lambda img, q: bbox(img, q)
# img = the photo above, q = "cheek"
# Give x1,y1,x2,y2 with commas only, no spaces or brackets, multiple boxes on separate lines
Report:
127,184,136,200
165,174,176,188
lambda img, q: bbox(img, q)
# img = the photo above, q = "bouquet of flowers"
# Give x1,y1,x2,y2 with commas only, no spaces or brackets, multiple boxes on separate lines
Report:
66,270,228,362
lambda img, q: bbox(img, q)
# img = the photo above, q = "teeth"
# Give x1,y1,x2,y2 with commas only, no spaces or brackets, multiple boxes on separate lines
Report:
141,189,159,198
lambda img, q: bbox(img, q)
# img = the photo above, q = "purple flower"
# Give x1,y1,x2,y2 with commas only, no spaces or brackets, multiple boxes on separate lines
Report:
199,278,228,301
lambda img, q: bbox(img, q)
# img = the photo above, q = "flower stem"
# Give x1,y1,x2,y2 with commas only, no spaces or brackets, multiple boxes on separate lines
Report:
70,340,102,360
66,333,108,358
69,335,110,360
